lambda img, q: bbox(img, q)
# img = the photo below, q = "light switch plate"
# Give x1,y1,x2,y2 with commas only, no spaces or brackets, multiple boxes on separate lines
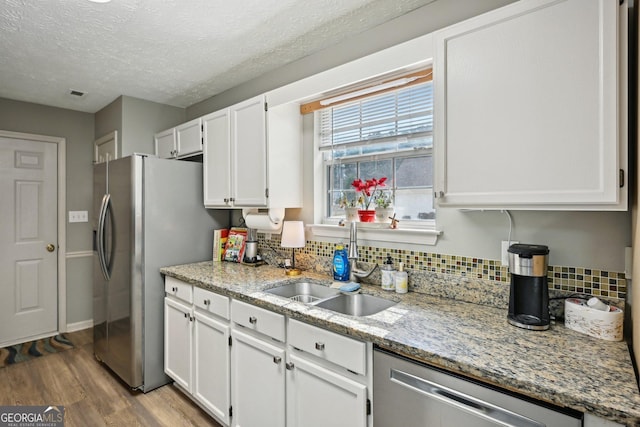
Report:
69,210,88,223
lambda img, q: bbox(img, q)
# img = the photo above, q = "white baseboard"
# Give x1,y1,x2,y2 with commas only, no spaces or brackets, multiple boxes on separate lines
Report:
66,319,93,333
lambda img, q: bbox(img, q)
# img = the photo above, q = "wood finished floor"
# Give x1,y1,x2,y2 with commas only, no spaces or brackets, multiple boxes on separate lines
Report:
0,328,222,427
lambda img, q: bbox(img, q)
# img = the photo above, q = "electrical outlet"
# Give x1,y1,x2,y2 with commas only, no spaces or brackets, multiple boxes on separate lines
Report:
69,210,88,223
501,240,518,266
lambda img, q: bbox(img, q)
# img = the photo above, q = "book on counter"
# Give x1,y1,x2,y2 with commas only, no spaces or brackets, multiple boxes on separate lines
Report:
223,227,248,263
213,228,229,262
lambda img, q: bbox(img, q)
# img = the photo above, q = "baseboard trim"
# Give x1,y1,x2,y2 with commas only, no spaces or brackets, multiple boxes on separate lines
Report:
65,250,93,259
66,319,93,333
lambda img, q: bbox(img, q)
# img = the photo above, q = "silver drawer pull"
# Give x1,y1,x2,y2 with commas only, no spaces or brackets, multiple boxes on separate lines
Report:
204,299,210,306
172,287,178,292
273,356,282,364
183,313,188,318
315,342,325,351
286,362,295,370
249,316,257,324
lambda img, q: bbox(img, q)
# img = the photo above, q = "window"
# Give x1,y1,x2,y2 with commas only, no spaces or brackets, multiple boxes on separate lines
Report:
319,80,434,226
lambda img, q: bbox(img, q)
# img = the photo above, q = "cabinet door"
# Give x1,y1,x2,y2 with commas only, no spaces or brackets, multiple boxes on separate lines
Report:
231,328,285,427
286,353,367,427
164,297,192,392
434,0,625,210
155,128,177,159
194,311,230,425
203,109,232,208
231,95,268,207
176,118,203,158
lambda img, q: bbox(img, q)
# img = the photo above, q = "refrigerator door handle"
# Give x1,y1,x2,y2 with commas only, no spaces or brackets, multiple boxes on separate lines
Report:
97,193,113,280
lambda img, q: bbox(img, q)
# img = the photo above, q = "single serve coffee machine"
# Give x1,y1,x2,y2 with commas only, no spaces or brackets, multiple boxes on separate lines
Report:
507,243,550,330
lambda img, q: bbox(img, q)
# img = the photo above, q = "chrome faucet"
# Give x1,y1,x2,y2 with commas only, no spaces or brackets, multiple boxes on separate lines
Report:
348,221,378,282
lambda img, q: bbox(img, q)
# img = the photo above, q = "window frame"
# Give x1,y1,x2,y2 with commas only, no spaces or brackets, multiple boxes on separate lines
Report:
315,81,437,230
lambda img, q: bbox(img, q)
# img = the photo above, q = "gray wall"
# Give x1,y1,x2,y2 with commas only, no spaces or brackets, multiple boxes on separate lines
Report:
0,97,95,324
186,0,631,272
121,96,185,156
96,95,185,157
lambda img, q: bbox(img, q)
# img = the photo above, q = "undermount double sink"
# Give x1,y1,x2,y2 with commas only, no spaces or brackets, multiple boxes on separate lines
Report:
265,281,397,316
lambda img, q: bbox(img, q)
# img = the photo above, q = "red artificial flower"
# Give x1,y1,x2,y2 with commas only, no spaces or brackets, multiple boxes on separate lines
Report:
351,177,387,210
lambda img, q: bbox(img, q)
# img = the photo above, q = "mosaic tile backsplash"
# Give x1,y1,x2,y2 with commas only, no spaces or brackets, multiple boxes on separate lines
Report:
259,235,626,306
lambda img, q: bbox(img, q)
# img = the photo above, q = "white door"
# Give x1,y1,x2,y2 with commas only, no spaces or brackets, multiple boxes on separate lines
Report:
164,297,193,392
194,311,230,425
231,328,285,427
286,353,368,427
0,136,58,346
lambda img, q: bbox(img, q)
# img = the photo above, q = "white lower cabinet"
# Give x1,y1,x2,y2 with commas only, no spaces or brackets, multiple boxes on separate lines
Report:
194,310,231,425
164,281,231,426
230,328,286,427
164,297,192,391
165,280,371,427
286,352,367,427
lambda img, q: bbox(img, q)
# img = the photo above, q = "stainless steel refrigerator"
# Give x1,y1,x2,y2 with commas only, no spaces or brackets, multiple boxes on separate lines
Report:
93,154,227,392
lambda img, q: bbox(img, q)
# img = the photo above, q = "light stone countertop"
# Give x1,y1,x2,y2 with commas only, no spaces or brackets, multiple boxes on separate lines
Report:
160,261,640,426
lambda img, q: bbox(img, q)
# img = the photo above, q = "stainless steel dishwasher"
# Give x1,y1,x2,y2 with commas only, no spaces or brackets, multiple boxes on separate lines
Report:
373,347,582,427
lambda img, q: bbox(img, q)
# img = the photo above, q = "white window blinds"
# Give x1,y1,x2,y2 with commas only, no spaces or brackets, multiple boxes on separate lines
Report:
319,82,433,160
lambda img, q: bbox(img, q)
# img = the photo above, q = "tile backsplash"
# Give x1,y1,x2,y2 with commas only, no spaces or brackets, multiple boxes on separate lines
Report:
259,235,626,305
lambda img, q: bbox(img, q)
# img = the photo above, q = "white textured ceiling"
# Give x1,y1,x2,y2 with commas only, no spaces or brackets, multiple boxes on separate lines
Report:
0,0,435,113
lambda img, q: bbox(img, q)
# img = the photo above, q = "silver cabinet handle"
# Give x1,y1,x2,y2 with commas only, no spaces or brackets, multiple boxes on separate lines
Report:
224,198,229,203
390,369,543,427
249,316,257,324
315,342,325,351
183,313,188,318
172,287,178,292
273,356,282,364
285,362,295,370
204,299,210,306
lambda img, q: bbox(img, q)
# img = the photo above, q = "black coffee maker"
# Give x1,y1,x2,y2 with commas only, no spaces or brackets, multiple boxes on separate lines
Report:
507,244,550,330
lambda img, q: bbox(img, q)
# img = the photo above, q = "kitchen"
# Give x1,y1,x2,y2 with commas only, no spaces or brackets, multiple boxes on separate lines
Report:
0,0,638,426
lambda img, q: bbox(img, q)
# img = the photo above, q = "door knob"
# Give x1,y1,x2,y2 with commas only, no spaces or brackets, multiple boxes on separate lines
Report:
46,243,55,252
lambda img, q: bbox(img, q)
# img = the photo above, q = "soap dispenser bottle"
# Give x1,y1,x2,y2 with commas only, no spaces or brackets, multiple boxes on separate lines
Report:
381,254,395,291
333,244,350,282
395,262,408,294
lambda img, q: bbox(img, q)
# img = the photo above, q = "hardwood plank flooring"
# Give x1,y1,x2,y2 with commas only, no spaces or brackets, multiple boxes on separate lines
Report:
0,328,222,427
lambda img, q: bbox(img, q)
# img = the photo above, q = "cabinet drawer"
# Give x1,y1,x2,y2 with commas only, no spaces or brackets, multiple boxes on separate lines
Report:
165,276,193,304
288,319,366,375
194,287,229,320
231,300,285,342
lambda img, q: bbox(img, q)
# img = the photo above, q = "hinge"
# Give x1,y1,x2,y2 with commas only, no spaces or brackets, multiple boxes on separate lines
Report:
228,336,232,347
366,399,371,415
265,188,269,198
620,169,624,188
229,406,233,417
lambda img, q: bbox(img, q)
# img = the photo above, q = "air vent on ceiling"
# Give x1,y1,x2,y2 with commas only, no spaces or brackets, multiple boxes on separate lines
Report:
69,89,86,97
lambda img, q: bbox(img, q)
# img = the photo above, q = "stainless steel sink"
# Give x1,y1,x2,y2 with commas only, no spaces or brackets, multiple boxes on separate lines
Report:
314,293,397,316
265,281,340,304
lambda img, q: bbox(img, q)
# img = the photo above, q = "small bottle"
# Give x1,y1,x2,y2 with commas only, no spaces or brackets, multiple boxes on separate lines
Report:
395,262,408,294
333,244,350,282
381,254,395,291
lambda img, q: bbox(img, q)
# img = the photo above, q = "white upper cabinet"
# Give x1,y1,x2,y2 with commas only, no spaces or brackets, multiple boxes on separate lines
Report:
155,127,176,159
155,118,203,159
203,95,302,209
176,118,203,158
434,0,627,210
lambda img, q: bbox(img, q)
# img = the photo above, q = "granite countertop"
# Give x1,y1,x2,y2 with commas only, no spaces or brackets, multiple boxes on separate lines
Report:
161,261,640,426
